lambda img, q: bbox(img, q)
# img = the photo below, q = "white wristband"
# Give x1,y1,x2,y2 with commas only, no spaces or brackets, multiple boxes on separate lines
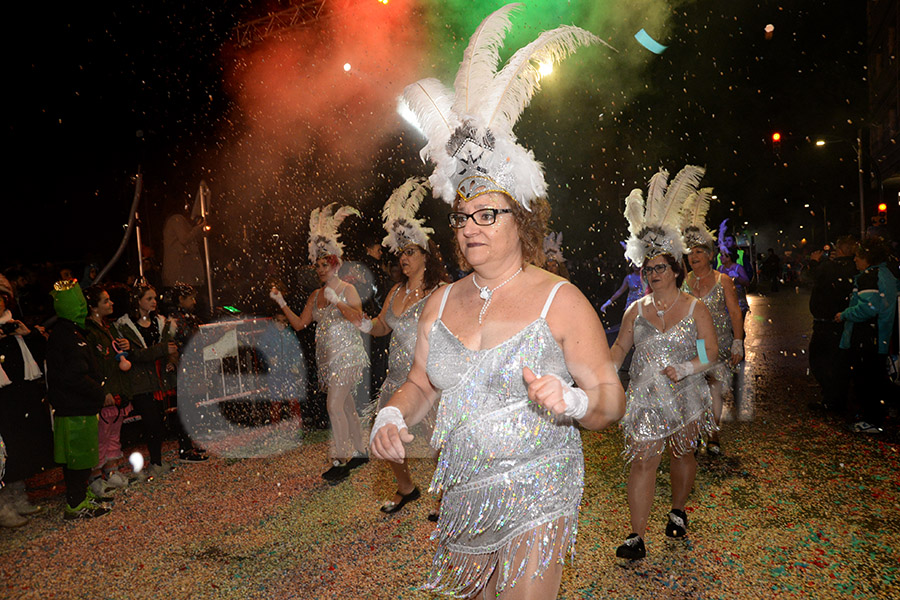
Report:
323,287,340,305
672,361,695,381
358,318,373,334
731,338,744,359
370,406,407,444
269,289,287,308
544,373,589,420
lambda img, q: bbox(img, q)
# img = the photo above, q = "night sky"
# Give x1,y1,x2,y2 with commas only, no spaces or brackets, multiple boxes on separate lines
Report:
3,0,869,275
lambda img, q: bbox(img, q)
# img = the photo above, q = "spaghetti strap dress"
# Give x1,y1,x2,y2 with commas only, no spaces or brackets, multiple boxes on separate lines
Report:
423,281,582,596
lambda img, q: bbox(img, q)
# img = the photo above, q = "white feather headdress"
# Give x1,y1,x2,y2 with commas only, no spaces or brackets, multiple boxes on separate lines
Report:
681,187,716,252
543,231,565,264
382,177,434,254
399,3,612,210
623,165,705,266
307,203,361,262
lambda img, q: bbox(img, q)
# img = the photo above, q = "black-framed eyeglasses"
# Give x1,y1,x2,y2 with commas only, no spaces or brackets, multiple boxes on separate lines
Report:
399,246,420,257
448,208,513,229
644,264,670,275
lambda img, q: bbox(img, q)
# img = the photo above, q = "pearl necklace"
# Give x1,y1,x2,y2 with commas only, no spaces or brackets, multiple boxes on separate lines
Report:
472,267,523,324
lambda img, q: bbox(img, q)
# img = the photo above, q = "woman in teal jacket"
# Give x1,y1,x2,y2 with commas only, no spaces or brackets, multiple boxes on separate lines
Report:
836,237,898,433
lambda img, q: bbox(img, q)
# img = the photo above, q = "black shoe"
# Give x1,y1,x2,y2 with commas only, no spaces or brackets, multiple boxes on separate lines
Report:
665,509,688,538
380,486,421,514
178,448,209,463
321,461,350,484
346,454,369,470
616,533,646,560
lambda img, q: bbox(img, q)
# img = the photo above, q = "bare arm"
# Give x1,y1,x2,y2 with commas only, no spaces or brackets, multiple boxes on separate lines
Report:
609,300,639,370
731,265,751,288
720,274,745,364
662,299,719,381
524,284,625,431
280,291,315,332
343,283,398,338
332,281,364,321
601,278,629,312
370,289,444,463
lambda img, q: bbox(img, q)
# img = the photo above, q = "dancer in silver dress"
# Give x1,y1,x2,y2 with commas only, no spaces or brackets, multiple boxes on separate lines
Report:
682,191,745,455
371,5,624,597
611,166,719,560
351,177,450,514
270,203,369,484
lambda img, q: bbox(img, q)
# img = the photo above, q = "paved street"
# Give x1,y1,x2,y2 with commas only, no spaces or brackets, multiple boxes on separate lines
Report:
1,289,898,599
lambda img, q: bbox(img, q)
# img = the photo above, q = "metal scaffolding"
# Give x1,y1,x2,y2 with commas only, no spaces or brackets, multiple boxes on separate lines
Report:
232,1,329,48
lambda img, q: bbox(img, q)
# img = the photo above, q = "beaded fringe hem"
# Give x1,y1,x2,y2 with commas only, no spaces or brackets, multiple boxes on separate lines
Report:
622,408,717,462
422,515,576,598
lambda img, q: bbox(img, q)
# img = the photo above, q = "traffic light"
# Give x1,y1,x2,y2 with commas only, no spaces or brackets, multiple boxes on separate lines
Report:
771,131,782,153
875,202,887,225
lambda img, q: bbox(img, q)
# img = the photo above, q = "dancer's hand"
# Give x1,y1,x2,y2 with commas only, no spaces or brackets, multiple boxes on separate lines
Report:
269,287,287,308
522,367,588,419
664,361,694,382
600,300,611,314
116,337,130,351
357,318,373,334
370,407,413,463
323,287,340,305
730,339,744,365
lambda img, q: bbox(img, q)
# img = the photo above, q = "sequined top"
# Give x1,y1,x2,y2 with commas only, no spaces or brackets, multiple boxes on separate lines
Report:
423,281,582,596
311,286,368,391
621,298,714,459
685,272,735,382
377,286,430,408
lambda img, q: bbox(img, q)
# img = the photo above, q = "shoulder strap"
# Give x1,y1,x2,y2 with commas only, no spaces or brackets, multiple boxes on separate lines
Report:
437,283,454,320
541,281,568,319
637,297,644,318
689,297,697,316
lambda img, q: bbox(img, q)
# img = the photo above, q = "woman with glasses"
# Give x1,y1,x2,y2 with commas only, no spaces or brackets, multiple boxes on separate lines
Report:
612,166,719,560
609,254,718,559
370,7,625,596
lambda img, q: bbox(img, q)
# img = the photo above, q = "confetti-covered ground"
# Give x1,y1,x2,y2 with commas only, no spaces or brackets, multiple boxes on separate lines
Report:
2,290,898,599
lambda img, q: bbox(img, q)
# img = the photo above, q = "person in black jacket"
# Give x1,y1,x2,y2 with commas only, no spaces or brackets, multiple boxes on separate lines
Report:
807,236,858,412
46,280,111,520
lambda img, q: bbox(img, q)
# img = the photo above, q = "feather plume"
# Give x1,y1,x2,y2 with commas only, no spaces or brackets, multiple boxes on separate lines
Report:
644,169,669,224
624,189,645,235
400,78,456,158
717,217,730,242
682,187,713,231
657,165,705,228
452,3,520,116
333,205,360,228
479,25,605,133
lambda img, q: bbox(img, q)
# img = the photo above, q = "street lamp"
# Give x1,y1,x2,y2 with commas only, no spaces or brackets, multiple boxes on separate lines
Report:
813,129,866,239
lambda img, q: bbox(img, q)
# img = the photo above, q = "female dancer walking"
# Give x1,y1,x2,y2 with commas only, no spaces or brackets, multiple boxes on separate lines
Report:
611,166,719,559
372,6,624,596
270,203,369,484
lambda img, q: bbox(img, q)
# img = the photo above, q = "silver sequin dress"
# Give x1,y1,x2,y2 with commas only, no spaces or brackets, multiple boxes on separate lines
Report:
423,281,582,597
375,286,437,445
685,272,735,384
621,298,714,460
311,286,369,391
376,286,429,408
